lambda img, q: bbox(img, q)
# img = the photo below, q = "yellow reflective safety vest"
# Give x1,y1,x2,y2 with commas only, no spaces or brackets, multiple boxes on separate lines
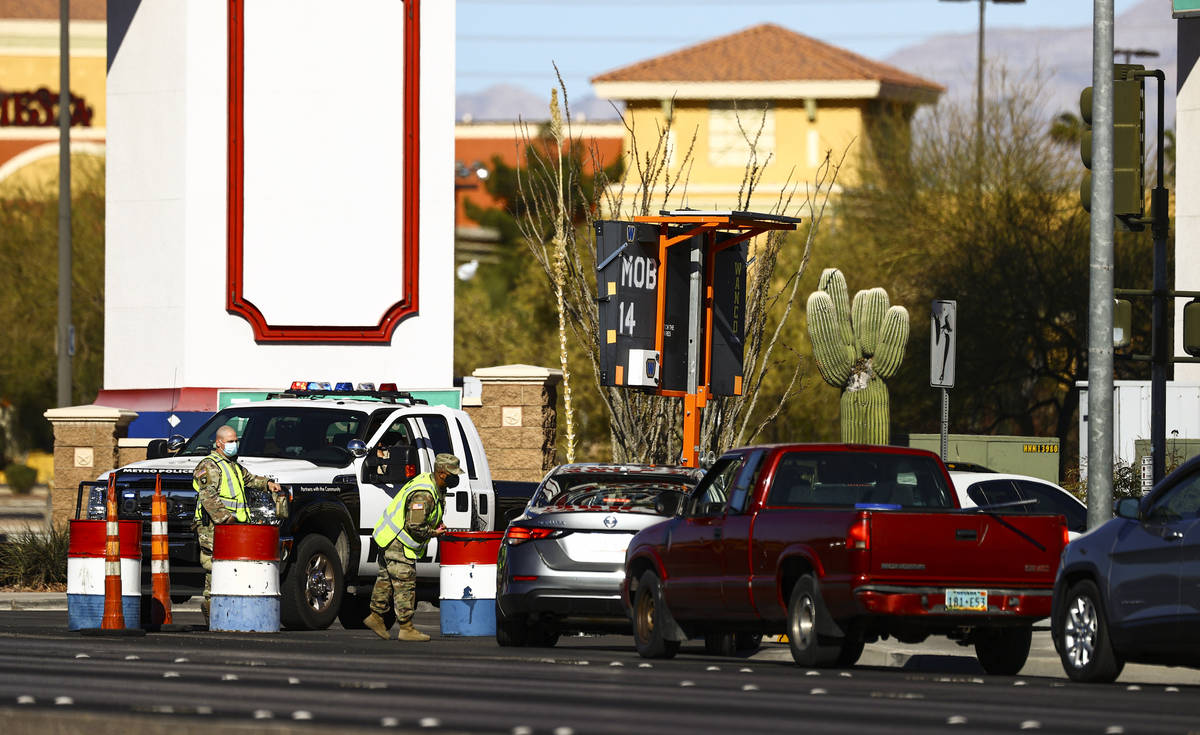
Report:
373,473,442,560
192,452,250,523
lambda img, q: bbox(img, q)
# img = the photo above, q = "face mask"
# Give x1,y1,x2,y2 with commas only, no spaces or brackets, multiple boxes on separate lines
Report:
443,473,460,489
223,441,239,458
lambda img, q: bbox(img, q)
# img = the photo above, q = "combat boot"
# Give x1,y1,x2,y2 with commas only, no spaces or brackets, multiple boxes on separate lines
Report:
363,612,391,640
395,620,430,642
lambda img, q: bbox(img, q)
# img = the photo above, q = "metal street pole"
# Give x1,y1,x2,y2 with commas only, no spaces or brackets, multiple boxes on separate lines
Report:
57,0,73,407
1086,0,1115,530
976,0,985,169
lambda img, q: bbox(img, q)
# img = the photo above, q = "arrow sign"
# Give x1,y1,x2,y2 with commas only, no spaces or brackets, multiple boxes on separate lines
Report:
930,300,956,389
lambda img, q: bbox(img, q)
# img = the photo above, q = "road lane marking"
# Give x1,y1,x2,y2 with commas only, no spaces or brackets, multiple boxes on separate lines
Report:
222,674,239,681
17,695,34,704
292,711,313,720
124,655,139,660
288,677,301,685
947,716,968,725
610,661,623,667
163,671,180,678
174,657,189,663
742,684,759,691
810,688,827,695
253,709,273,719
419,717,441,727
707,666,720,671
1020,721,1041,729
680,681,695,687
74,654,89,659
54,696,73,706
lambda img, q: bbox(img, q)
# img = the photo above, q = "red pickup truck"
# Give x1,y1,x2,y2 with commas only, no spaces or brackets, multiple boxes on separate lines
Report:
622,444,1069,674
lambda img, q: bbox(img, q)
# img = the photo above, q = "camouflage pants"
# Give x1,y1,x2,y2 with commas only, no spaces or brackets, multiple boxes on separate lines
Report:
369,540,417,624
193,521,215,620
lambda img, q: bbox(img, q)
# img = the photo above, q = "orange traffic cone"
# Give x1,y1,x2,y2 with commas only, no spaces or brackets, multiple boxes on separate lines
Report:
100,474,126,629
150,473,172,626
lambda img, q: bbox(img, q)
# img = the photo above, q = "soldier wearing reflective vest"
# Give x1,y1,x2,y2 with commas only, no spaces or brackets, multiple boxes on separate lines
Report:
192,424,285,623
363,452,462,641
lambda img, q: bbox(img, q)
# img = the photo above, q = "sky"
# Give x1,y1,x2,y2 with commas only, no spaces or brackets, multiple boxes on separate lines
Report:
456,0,1146,97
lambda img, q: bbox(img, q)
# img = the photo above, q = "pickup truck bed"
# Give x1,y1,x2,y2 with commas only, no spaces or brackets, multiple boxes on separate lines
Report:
623,443,1068,674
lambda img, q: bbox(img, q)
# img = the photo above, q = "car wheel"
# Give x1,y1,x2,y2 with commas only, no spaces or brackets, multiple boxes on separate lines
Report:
496,605,530,647
704,631,736,656
787,575,841,667
1058,580,1124,683
530,626,560,648
633,571,680,659
337,593,394,630
974,626,1032,675
280,534,343,630
735,632,763,653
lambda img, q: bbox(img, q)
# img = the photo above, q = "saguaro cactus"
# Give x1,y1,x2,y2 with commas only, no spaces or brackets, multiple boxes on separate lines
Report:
806,268,909,444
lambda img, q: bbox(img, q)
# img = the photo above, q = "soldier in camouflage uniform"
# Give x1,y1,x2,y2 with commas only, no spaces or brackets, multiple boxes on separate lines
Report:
364,453,461,641
192,424,288,623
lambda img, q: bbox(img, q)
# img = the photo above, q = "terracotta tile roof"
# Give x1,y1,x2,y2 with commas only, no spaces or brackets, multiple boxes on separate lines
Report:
1,0,105,21
592,23,942,93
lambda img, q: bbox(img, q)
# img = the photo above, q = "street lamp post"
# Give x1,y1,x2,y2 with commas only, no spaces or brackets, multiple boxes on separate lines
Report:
940,0,1026,170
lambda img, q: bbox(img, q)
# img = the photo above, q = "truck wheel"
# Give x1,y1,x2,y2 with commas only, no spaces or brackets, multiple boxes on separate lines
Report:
281,535,343,630
704,632,735,656
787,575,840,667
633,571,680,659
496,606,529,647
836,634,865,667
1058,580,1124,683
735,632,763,653
975,626,1032,675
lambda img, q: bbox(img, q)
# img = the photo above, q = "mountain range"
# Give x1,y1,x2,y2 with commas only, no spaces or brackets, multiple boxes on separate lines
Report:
456,0,1176,126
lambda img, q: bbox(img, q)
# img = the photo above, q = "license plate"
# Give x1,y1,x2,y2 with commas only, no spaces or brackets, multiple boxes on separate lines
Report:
945,589,987,611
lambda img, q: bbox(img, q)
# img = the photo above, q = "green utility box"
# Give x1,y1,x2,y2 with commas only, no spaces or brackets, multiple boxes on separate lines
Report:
1133,438,1200,478
907,434,1060,482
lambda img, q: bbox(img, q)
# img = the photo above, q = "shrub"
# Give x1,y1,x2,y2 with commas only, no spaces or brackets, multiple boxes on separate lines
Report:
4,463,36,495
0,524,68,588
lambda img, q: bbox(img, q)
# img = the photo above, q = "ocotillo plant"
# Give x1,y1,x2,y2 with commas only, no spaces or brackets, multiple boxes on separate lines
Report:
806,268,909,444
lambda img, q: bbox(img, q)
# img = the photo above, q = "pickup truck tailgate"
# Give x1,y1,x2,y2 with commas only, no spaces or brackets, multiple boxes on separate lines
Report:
864,511,1064,588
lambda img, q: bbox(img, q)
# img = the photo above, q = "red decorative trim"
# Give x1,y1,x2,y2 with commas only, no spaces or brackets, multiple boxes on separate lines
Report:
95,388,224,412
226,0,421,343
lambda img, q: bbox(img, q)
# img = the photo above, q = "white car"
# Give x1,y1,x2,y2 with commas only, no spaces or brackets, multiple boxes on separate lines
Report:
949,471,1088,540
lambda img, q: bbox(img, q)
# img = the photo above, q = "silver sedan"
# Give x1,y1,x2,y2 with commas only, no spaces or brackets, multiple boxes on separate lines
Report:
495,463,704,647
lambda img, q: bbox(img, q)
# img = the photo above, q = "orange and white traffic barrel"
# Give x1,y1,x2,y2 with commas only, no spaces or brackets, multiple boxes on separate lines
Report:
210,524,280,632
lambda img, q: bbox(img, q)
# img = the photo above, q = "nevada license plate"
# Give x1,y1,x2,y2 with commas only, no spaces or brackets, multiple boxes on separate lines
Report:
945,589,987,611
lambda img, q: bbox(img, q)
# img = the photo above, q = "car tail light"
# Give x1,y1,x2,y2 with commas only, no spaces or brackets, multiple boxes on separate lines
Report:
1062,521,1071,548
505,526,563,546
405,462,418,479
846,515,870,550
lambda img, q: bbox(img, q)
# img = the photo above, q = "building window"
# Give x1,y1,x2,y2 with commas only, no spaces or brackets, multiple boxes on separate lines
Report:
708,101,774,168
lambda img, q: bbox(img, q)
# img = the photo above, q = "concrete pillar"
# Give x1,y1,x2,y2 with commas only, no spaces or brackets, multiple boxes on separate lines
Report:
464,365,562,482
43,405,137,527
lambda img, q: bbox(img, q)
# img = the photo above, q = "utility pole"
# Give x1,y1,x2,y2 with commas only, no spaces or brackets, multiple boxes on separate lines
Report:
57,0,73,407
1086,0,1115,530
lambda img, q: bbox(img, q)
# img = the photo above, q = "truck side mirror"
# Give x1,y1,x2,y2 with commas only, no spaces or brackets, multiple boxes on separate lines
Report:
363,444,421,484
147,439,168,460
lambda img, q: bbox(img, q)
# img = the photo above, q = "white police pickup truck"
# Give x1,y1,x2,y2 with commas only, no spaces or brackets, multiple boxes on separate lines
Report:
78,387,507,630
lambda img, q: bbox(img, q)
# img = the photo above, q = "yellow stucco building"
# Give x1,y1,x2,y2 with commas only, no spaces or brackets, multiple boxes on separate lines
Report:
592,24,942,211
0,0,106,194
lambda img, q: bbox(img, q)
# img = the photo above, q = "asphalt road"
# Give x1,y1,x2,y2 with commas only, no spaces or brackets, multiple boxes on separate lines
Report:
1,609,1199,735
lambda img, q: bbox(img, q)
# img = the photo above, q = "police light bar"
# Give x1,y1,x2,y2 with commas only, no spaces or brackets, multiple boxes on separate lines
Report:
290,381,308,390
334,382,353,391
379,382,398,391
308,381,332,390
356,382,376,391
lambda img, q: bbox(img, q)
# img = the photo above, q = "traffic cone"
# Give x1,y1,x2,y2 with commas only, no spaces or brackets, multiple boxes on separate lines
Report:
100,474,126,629
150,473,173,626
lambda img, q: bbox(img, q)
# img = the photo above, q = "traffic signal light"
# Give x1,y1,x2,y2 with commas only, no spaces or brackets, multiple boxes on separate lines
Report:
1112,298,1131,349
1079,64,1146,221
